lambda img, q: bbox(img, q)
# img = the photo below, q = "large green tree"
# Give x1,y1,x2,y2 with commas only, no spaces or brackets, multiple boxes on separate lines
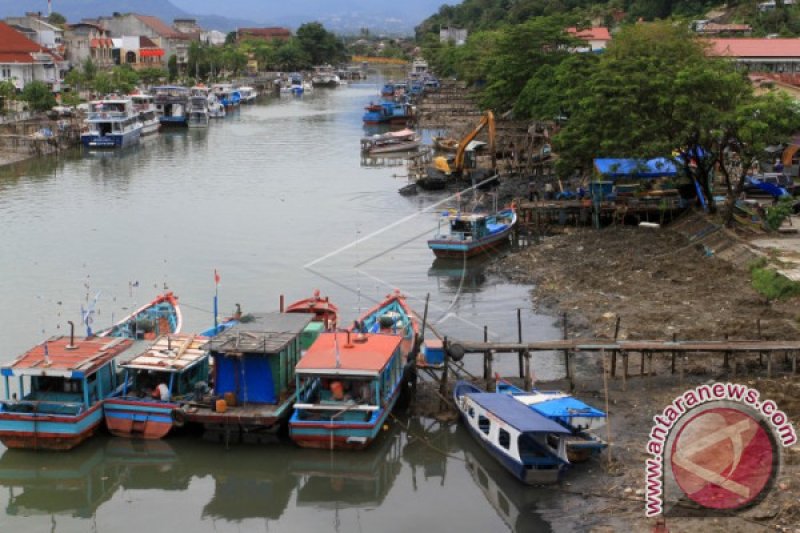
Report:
21,81,56,112
296,22,346,65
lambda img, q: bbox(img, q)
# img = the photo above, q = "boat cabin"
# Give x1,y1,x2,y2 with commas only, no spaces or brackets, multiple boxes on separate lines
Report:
293,332,404,423
438,212,505,242
118,334,209,401
208,312,312,406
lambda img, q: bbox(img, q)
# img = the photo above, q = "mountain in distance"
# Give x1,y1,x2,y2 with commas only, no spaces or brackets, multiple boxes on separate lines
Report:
0,0,450,33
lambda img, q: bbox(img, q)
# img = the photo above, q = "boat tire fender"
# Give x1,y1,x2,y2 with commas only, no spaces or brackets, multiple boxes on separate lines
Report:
447,343,466,362
171,408,186,427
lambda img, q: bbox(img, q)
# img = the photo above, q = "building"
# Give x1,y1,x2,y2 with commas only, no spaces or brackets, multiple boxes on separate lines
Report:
695,22,752,36
201,30,226,46
99,13,193,71
759,0,796,12
0,21,64,91
114,36,165,70
237,27,291,43
64,22,114,69
173,18,201,35
708,38,800,73
5,13,64,55
440,27,467,46
566,27,612,52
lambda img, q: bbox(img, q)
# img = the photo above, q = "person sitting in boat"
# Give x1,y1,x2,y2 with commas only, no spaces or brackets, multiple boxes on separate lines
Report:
152,383,170,402
354,381,373,404
330,380,345,401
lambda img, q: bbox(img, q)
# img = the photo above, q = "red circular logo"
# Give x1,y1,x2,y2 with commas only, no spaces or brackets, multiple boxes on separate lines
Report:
671,407,777,510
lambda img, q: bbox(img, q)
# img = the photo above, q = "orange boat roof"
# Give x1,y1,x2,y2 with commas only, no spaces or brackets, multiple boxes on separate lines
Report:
295,332,401,376
2,336,135,378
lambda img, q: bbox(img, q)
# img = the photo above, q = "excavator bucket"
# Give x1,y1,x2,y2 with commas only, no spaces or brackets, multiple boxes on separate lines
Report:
434,156,452,174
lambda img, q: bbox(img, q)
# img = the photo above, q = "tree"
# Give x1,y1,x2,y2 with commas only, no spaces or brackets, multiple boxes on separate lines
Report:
47,12,66,26
20,81,56,112
554,22,752,212
92,72,113,96
168,55,178,82
275,40,311,71
0,80,16,113
296,22,346,65
82,58,97,83
138,67,166,87
109,65,139,94
225,31,238,45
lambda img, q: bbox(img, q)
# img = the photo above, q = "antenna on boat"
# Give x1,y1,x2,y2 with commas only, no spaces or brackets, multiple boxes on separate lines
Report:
334,330,341,369
43,340,51,367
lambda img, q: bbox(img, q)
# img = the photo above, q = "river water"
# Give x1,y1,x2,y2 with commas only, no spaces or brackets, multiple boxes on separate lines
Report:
0,80,566,532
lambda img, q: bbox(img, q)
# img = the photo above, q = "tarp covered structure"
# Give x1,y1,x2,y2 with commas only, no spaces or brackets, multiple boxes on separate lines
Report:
594,157,678,179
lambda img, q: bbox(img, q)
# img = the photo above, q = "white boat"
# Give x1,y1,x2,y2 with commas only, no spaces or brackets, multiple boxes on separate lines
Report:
187,95,209,128
311,65,340,88
212,83,241,109
360,128,420,155
81,98,143,148
131,93,160,136
238,86,258,103
153,86,190,127
207,97,226,118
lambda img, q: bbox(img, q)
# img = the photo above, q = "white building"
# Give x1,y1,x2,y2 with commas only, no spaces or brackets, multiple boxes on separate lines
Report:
440,27,467,46
0,21,64,91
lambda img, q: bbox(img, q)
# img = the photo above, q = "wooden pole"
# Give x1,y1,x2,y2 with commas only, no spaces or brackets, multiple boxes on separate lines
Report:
671,333,677,375
523,350,532,391
602,349,612,466
768,351,773,378
483,326,489,382
723,334,730,370
440,337,450,412
622,351,628,392
611,316,621,378
517,308,524,379
758,319,764,368
562,313,570,379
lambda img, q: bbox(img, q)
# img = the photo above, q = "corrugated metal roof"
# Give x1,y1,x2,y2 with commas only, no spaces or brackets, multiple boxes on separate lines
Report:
295,332,401,374
467,393,570,434
209,313,311,355
708,38,800,58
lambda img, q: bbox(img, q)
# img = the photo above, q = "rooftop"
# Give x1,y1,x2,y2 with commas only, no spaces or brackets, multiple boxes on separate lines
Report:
1,336,135,378
566,27,611,41
295,332,402,375
707,38,800,58
134,14,185,40
121,334,208,373
209,312,312,355
467,393,570,434
0,21,58,63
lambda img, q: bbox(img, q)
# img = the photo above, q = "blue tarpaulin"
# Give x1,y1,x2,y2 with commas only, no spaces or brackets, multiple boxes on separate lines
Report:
594,157,678,179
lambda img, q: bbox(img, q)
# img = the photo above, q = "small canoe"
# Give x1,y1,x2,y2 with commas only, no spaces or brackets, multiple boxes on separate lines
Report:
96,292,182,339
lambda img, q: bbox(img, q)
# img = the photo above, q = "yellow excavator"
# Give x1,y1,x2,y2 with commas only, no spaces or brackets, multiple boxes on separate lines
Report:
429,110,496,183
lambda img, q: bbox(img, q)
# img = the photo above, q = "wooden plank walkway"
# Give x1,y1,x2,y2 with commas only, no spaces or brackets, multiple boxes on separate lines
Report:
454,339,800,353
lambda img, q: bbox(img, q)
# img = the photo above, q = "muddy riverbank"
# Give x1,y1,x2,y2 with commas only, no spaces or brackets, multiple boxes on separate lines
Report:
482,211,800,531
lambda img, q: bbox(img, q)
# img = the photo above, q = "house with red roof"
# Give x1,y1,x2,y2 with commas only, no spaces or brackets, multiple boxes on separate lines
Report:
566,26,612,52
99,13,195,72
0,21,64,91
707,38,800,74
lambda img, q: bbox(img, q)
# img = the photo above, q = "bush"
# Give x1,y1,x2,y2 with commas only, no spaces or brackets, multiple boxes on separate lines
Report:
21,81,56,112
765,198,796,231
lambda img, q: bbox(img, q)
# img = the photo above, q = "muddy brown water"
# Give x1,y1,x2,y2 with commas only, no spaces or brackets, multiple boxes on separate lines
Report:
0,81,569,532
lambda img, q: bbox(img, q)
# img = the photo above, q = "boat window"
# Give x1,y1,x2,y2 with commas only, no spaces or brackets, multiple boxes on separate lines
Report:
518,434,546,458
477,468,489,489
468,407,475,418
478,415,490,435
498,428,510,450
498,493,510,517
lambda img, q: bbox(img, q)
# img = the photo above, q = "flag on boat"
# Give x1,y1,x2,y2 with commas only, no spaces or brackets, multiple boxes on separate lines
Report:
214,269,220,285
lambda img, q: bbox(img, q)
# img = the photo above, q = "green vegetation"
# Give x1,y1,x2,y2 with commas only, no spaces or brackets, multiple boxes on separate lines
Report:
765,198,797,231
0,80,15,113
20,81,56,112
750,258,800,300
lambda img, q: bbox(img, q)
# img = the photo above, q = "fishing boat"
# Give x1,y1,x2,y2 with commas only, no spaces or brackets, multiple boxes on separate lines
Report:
238,86,258,103
453,381,570,484
153,86,190,127
207,96,226,118
95,292,182,339
81,98,143,148
212,83,241,109
187,95,209,128
181,313,317,444
362,100,414,125
285,290,339,331
130,93,160,136
289,291,419,450
496,380,607,462
311,65,340,88
103,334,210,439
427,208,517,259
287,73,305,95
381,83,395,98
360,128,420,155
0,335,136,450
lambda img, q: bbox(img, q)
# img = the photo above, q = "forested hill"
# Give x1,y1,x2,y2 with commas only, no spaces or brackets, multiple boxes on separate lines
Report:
416,1,778,37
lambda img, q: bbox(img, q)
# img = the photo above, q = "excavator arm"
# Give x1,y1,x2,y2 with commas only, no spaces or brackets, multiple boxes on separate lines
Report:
453,110,495,172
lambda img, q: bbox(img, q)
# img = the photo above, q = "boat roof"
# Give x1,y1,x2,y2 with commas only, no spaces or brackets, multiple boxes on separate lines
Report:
295,332,401,376
285,292,339,315
519,395,606,418
208,312,312,355
121,334,209,373
1,336,135,378
466,393,570,434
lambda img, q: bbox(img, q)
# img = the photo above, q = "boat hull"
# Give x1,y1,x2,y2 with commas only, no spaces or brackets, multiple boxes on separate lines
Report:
428,228,512,258
81,129,141,148
103,398,176,439
0,403,103,451
159,116,188,127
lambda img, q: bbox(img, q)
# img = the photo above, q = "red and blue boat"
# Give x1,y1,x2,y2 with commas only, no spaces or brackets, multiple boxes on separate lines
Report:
427,208,517,259
362,100,414,125
289,291,419,450
96,292,182,340
0,335,135,450
103,334,210,439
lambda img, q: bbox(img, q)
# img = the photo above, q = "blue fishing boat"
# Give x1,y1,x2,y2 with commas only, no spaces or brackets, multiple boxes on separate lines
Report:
95,292,182,340
289,291,419,450
0,335,136,450
381,83,395,97
453,381,570,484
182,312,316,444
427,208,517,259
496,380,607,462
212,83,241,109
362,100,414,125
81,98,143,148
153,86,190,127
103,334,210,439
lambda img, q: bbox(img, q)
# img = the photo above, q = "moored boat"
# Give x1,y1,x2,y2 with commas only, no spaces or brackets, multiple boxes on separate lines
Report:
427,208,517,259
187,95,209,128
362,100,414,125
0,335,136,450
285,289,339,331
81,98,143,148
153,86,190,127
360,128,420,155
212,84,241,109
237,86,258,103
496,380,607,462
95,292,182,339
432,135,458,153
311,65,340,88
131,93,160,136
289,291,419,450
454,381,570,484
103,334,210,439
